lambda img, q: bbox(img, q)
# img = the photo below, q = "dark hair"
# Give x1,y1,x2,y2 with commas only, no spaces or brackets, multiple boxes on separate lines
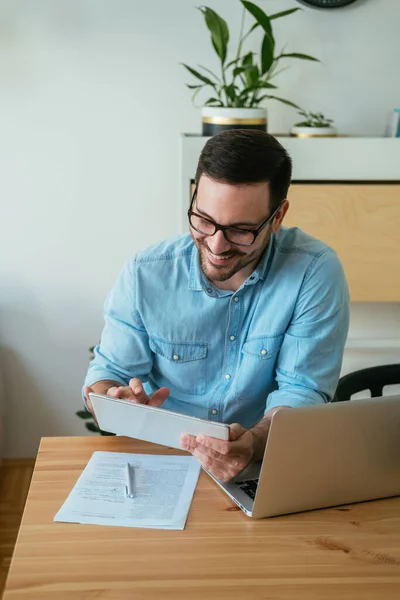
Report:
195,129,292,211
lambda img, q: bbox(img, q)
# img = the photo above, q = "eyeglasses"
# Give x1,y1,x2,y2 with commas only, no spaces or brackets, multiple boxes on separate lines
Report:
188,188,281,247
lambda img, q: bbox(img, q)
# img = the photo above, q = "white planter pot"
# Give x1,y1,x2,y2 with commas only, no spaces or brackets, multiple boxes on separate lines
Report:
290,125,338,138
202,107,267,136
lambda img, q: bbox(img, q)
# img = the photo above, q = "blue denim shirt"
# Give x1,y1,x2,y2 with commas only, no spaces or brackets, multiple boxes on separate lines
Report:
84,227,349,429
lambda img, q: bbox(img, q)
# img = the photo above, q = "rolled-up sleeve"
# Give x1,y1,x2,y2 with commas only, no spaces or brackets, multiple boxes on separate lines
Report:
266,249,350,412
84,259,153,390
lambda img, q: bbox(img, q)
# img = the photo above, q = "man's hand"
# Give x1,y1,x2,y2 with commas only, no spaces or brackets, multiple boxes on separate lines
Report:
180,423,254,482
84,378,170,416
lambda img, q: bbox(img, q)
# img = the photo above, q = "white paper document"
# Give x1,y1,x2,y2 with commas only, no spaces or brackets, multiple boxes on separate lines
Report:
54,451,201,530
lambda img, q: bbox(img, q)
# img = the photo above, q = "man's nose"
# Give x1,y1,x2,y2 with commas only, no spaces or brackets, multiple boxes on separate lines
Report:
206,230,232,255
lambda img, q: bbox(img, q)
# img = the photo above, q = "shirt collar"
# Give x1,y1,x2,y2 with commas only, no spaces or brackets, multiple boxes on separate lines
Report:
188,244,204,291
245,233,276,285
188,234,276,292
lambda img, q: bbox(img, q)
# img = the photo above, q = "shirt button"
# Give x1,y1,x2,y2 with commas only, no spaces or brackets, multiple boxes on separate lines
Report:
229,335,235,341
233,297,239,302
172,354,180,361
260,349,267,356
211,409,218,416
206,288,212,294
225,373,231,380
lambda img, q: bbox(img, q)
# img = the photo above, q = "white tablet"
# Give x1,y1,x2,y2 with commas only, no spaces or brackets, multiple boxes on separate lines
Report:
89,393,230,450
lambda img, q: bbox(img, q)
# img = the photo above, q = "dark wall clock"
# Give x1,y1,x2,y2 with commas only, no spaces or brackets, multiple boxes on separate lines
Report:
297,0,360,8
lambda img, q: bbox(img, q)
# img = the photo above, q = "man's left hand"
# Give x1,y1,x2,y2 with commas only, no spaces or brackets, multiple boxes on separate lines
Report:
180,423,254,482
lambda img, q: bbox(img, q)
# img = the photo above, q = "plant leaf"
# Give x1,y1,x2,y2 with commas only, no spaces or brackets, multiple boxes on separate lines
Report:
182,63,215,86
241,1,273,38
226,57,241,69
233,66,246,77
238,81,277,98
241,53,257,88
204,97,224,106
224,84,238,103
234,64,264,77
252,94,269,106
279,53,319,62
242,52,254,67
264,95,300,109
198,64,221,82
248,22,259,34
245,64,259,88
76,410,93,420
240,20,260,43
85,422,100,433
270,8,301,20
186,84,203,89
198,6,229,64
260,81,277,89
191,86,205,106
261,32,275,75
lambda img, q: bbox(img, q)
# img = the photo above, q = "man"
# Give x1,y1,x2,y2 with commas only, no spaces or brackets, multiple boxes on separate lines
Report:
84,130,349,482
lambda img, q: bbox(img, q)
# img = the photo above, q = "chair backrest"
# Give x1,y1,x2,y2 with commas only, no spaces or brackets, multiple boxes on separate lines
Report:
333,364,400,402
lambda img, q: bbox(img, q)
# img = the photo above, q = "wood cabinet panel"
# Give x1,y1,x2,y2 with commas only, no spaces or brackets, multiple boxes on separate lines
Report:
285,185,400,302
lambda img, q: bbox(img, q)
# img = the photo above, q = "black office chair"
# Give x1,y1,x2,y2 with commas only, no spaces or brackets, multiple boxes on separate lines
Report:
332,364,400,402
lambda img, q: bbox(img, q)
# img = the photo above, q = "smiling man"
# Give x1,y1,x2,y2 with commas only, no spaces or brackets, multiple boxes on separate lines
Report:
84,130,349,482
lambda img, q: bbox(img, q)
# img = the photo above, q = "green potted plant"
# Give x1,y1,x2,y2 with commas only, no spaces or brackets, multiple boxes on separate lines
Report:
291,109,337,137
182,1,319,135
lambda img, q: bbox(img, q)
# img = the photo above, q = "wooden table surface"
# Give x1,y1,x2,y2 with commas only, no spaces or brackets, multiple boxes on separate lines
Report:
3,436,400,599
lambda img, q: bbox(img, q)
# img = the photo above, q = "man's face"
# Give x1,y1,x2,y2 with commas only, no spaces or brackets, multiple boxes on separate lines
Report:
190,176,287,288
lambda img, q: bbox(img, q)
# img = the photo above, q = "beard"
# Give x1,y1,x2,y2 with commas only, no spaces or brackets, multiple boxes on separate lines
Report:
193,232,271,283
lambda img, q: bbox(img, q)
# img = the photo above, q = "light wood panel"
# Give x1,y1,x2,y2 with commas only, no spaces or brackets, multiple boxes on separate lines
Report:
285,184,400,302
0,459,35,595
3,436,400,599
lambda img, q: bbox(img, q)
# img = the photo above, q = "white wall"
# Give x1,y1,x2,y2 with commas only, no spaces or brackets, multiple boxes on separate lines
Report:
0,0,399,458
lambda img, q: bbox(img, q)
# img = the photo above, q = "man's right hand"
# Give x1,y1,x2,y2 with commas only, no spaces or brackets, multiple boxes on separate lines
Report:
84,378,170,416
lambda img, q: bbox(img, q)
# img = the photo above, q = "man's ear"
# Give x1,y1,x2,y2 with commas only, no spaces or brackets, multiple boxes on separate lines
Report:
271,199,289,234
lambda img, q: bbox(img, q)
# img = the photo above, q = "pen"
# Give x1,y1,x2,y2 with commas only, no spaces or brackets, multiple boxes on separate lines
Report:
125,463,135,499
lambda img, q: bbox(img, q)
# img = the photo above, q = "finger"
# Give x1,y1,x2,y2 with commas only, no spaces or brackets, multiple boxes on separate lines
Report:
195,444,248,471
229,423,247,442
148,386,170,407
195,434,232,456
195,424,247,452
192,449,233,481
194,443,224,461
107,386,136,401
193,447,220,470
180,433,197,453
107,386,124,398
83,386,99,426
84,386,94,413
128,378,149,404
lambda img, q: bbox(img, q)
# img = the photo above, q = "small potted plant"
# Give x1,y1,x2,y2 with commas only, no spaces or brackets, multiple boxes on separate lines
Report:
182,1,319,135
291,109,337,137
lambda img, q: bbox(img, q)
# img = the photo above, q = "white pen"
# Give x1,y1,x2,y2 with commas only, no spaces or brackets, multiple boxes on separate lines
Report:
125,463,135,499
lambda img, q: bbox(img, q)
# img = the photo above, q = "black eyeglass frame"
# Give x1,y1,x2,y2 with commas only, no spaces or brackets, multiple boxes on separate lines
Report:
187,188,282,247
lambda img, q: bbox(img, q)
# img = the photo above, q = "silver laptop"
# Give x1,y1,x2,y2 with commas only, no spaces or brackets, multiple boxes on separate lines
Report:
207,395,400,518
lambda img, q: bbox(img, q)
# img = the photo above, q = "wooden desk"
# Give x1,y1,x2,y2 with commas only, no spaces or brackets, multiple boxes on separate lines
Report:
3,436,400,599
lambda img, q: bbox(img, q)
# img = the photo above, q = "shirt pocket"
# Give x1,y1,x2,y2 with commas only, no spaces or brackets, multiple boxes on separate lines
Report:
149,337,208,396
241,334,284,360
236,334,284,402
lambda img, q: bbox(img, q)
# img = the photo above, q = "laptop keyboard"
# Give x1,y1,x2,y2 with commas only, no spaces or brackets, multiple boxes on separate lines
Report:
237,479,259,500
